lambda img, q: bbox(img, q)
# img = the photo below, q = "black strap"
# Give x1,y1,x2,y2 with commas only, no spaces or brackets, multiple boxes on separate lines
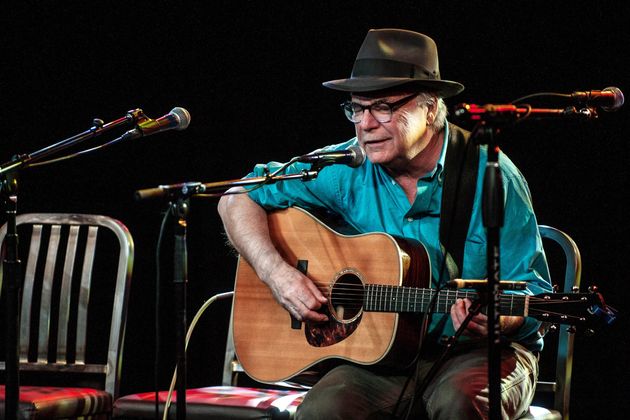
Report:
439,123,480,278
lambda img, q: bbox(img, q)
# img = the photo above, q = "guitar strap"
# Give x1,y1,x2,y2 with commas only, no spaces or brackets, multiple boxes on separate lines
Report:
439,123,480,280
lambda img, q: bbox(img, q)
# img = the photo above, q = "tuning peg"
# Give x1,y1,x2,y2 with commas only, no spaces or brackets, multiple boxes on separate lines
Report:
588,285,599,293
566,326,577,334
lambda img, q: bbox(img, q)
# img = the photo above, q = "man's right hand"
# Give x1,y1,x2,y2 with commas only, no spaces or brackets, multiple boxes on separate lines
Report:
262,260,328,322
218,192,328,323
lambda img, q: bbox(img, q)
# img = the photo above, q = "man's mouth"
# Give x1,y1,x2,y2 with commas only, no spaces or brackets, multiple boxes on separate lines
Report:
363,138,389,145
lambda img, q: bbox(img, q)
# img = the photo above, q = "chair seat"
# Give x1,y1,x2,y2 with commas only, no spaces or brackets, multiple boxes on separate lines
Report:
113,386,306,420
0,385,112,419
518,405,562,420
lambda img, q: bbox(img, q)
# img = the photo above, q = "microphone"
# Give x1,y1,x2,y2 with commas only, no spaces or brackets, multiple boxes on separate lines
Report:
122,107,191,140
297,145,366,168
447,279,528,290
571,87,624,111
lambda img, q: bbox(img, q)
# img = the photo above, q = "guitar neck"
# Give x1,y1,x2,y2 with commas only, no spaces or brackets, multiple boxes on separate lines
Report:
364,285,529,316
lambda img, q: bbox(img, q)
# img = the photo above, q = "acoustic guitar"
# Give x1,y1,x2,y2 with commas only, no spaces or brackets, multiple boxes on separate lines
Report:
232,207,610,384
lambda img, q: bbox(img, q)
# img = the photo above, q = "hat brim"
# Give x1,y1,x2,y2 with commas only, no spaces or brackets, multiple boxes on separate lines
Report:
322,77,464,98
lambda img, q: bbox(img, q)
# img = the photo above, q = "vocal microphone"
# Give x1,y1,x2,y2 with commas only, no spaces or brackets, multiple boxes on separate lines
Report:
571,87,624,111
447,279,528,290
297,145,366,168
122,107,191,140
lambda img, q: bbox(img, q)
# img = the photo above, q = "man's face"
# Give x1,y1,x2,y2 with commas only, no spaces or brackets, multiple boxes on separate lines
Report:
350,92,432,168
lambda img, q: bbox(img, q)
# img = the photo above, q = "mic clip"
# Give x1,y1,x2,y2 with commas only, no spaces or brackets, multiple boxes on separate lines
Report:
135,182,206,202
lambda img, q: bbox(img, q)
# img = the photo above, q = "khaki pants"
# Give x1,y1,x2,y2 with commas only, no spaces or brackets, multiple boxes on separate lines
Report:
296,342,538,420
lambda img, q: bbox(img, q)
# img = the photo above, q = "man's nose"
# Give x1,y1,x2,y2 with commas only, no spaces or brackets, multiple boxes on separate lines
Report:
358,108,380,130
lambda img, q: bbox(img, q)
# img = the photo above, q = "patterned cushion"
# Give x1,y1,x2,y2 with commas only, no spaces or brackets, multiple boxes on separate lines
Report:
0,385,112,419
113,386,306,419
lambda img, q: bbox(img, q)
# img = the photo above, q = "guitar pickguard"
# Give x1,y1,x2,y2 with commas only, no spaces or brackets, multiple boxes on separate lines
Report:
305,306,361,347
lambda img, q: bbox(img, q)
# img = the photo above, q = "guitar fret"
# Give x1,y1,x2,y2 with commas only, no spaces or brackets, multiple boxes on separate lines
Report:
381,285,385,312
393,285,398,312
364,284,529,316
444,289,449,314
391,285,395,312
369,285,374,311
415,288,419,312
390,286,394,312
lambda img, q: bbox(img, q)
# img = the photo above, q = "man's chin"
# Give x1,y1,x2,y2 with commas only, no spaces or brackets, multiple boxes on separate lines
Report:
365,150,391,165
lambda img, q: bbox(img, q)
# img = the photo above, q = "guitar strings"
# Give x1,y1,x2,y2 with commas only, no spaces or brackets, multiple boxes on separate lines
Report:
309,280,588,320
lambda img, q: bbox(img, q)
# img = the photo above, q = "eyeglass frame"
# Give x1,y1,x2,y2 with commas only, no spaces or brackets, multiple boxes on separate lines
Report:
340,93,420,124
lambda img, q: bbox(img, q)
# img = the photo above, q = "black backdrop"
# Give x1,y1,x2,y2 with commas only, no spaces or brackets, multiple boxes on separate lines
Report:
3,1,629,417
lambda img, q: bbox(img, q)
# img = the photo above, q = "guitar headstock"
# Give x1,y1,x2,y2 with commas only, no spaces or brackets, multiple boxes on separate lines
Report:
529,288,617,332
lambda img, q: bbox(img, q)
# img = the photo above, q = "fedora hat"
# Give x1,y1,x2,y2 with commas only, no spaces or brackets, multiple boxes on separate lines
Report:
323,28,464,98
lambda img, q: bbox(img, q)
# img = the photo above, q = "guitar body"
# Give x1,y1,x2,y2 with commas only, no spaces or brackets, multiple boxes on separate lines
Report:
232,207,431,384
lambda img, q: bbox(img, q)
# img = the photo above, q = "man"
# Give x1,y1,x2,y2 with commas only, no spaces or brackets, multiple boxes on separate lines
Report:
218,28,551,419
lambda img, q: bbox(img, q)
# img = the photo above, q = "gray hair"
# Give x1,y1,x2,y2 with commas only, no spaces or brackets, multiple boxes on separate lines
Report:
416,92,448,132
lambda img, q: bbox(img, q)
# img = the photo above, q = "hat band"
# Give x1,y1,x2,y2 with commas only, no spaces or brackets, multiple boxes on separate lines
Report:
351,58,437,80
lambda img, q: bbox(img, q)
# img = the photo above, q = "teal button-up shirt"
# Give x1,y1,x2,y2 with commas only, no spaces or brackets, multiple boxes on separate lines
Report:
247,123,551,351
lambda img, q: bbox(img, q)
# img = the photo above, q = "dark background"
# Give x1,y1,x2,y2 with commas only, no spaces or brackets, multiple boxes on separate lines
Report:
2,1,628,417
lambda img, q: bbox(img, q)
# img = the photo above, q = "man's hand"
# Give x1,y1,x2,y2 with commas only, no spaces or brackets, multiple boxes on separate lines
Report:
262,260,328,323
450,298,525,336
218,193,328,323
450,298,488,336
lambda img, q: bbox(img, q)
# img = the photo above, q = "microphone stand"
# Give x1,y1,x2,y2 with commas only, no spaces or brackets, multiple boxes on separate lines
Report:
0,109,143,420
135,168,321,420
478,123,503,420
453,103,598,420
171,198,189,420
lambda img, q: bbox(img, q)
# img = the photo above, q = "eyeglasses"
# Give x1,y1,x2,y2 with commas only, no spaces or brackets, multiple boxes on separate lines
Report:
341,93,419,124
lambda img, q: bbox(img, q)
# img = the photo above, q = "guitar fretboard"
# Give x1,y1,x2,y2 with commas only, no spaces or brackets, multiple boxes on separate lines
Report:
364,284,529,316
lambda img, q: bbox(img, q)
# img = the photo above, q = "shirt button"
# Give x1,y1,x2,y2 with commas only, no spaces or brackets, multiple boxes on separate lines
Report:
407,217,413,222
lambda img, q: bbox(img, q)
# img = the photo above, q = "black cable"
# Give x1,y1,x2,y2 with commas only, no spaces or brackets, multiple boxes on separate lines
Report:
24,134,129,168
510,92,571,104
155,208,171,420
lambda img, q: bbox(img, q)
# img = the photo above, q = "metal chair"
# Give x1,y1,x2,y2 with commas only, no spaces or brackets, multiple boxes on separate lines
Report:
112,290,306,420
519,224,581,420
0,213,134,419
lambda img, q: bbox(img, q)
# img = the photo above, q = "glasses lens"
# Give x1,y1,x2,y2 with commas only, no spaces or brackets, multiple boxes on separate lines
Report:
342,102,361,123
341,100,395,123
370,102,392,123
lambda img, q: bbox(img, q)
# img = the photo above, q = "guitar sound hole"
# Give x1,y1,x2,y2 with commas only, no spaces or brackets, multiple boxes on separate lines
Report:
330,272,364,322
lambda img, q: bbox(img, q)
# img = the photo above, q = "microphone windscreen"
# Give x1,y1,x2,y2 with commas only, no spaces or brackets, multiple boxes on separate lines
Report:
171,107,191,130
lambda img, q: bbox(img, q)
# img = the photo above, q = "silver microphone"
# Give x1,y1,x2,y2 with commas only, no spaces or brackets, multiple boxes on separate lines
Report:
297,145,365,168
122,107,191,140
570,87,624,112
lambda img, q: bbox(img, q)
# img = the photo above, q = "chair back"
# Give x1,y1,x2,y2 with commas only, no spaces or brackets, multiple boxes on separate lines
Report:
537,225,582,418
0,213,133,398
